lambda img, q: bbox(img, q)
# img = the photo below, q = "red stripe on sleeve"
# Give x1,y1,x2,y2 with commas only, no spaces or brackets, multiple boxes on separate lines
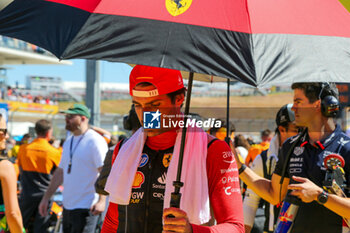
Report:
101,202,119,233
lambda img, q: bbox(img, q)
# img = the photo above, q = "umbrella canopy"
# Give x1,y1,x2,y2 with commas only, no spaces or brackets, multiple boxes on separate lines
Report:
1,0,350,86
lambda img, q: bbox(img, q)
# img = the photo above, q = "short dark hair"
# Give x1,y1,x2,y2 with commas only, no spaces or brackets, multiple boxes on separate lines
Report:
234,134,250,150
35,119,51,137
124,104,141,131
209,119,223,135
261,129,272,138
167,87,186,104
291,82,339,103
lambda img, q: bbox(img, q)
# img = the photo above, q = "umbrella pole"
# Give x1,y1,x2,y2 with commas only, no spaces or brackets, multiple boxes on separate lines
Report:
225,79,231,145
170,72,194,208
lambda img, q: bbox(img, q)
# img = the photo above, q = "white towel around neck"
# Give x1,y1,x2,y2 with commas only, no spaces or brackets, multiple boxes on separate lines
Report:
105,127,210,225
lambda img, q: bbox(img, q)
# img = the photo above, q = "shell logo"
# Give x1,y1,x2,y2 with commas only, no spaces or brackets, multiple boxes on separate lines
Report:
339,0,350,13
166,0,192,17
132,171,145,189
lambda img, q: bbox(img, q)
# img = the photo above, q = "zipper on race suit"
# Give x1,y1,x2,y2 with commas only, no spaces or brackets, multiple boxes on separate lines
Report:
144,151,156,233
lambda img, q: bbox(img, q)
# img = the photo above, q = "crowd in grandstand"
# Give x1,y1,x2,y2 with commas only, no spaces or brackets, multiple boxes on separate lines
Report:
4,87,58,105
0,65,349,233
0,36,53,56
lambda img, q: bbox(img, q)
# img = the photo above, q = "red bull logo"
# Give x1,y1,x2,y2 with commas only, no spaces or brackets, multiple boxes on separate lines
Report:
275,201,299,233
279,209,295,222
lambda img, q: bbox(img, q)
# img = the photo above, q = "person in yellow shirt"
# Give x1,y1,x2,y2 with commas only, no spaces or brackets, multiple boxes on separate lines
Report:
17,119,61,233
11,134,32,159
209,120,236,141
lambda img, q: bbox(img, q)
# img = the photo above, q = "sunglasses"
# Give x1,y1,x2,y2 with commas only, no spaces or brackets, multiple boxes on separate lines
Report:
65,114,80,119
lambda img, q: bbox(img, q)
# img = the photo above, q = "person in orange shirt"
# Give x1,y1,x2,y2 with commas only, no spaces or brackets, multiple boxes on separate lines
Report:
245,129,272,166
17,119,61,233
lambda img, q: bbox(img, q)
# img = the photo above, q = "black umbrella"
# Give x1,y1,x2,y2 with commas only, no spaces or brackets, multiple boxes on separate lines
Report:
1,0,350,87
2,0,350,208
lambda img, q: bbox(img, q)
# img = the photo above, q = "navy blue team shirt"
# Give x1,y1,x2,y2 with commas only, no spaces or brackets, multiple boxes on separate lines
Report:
274,124,350,233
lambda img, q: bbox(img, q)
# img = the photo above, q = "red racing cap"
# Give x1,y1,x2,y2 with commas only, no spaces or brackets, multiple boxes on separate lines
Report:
129,65,184,97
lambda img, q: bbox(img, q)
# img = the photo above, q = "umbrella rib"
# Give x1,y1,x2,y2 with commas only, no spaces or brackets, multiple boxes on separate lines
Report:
246,0,258,86
159,23,174,67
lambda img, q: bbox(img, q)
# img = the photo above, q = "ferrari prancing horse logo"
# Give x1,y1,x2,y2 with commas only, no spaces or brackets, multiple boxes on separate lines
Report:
163,153,173,168
339,0,350,13
166,0,192,16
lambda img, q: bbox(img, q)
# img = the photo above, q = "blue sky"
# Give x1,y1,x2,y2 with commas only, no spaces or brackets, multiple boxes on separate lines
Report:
6,59,132,86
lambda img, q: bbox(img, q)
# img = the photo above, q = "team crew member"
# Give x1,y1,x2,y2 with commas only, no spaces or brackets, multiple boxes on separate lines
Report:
101,65,244,233
39,104,108,233
236,83,350,233
17,119,61,233
243,104,299,233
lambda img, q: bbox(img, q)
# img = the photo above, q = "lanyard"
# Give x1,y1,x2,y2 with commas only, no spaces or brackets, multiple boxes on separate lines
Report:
67,133,85,174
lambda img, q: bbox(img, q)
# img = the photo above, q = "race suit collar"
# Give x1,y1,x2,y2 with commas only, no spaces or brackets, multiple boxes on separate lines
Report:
146,130,177,150
300,124,341,149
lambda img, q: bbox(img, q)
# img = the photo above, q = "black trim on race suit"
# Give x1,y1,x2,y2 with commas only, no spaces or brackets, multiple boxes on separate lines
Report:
117,138,218,233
